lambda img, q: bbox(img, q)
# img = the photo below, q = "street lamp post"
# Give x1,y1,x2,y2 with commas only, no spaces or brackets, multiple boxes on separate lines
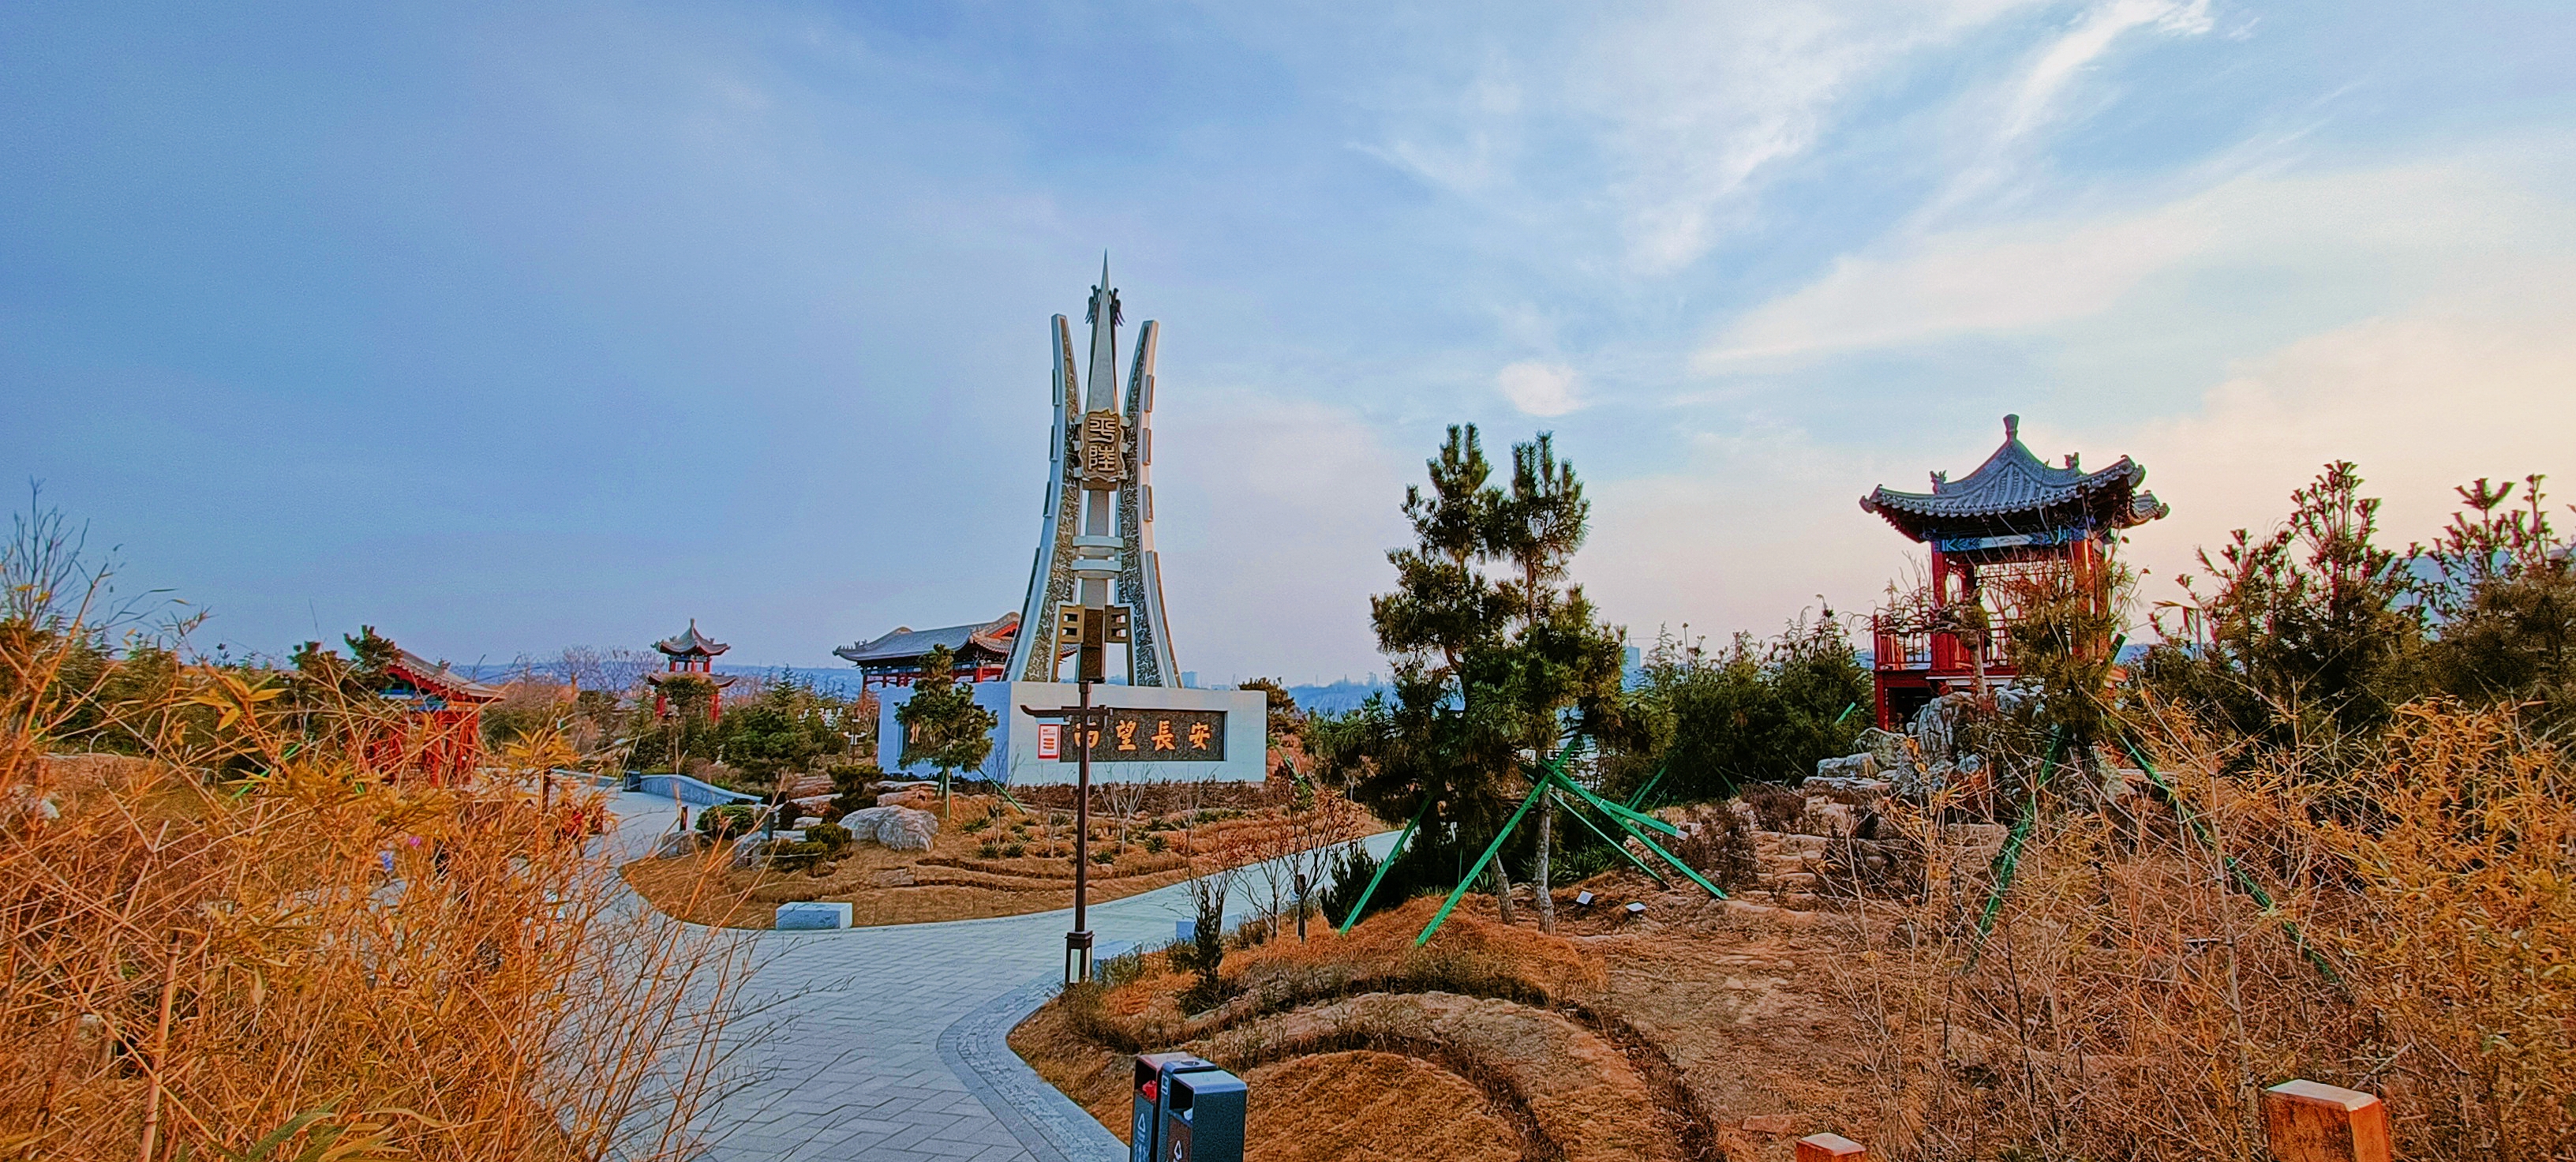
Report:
1069,674,1095,985
1023,607,1124,986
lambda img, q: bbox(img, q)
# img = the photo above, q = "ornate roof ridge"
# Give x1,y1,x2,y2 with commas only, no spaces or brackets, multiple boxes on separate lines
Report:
1859,414,2168,535
833,613,1020,665
653,619,730,658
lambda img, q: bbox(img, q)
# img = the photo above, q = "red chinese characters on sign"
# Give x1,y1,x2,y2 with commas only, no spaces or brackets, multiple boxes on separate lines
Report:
1037,723,1061,760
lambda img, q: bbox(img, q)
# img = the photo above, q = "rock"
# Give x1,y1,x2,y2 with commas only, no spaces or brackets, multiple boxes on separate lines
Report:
1741,1114,1797,1135
728,834,808,868
792,816,825,829
1855,726,1910,768
1801,775,1889,805
1812,752,1875,781
841,805,938,852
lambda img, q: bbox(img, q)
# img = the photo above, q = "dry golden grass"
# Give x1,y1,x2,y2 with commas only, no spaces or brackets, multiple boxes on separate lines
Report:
1836,700,2576,1160
620,793,1350,929
0,576,750,1159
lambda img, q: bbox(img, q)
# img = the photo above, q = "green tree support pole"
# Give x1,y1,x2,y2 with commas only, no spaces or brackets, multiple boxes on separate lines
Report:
1335,799,1430,935
1974,729,2062,945
1547,770,1728,901
1624,763,1668,811
1552,789,1670,887
1416,743,1730,946
2118,737,2342,985
1415,777,1551,946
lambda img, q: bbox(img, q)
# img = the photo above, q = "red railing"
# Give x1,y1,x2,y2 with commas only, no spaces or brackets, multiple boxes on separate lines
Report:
1872,614,2015,676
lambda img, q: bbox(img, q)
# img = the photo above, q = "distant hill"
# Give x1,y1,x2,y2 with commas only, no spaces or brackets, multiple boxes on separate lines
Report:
1283,678,1391,715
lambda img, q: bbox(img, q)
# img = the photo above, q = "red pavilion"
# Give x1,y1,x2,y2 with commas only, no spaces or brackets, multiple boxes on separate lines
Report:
1861,415,2168,729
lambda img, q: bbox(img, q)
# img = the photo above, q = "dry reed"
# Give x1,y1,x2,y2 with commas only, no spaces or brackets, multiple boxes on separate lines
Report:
0,535,753,1160
1835,699,2574,1160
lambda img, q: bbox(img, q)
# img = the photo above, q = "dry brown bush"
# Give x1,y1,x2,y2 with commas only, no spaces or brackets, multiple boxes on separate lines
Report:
1837,699,2574,1160
0,548,750,1159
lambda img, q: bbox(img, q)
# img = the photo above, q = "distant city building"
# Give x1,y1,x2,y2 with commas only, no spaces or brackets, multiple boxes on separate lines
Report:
648,620,738,720
833,613,1018,690
1860,414,2168,728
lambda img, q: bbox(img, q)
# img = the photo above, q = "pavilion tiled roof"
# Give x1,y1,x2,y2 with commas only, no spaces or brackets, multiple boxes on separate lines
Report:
653,620,730,658
387,650,503,703
1861,415,2169,542
833,613,1018,667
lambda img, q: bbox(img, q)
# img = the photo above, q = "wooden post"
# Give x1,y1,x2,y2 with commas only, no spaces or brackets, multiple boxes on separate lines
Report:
2262,1079,2392,1162
1795,1133,1867,1161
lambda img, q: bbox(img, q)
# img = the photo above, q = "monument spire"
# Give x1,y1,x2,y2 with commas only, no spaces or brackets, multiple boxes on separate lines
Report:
1009,261,1179,687
1084,253,1119,413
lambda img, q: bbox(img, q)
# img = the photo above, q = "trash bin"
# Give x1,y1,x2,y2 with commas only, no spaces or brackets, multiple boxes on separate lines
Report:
1161,1064,1247,1162
1130,1052,1218,1162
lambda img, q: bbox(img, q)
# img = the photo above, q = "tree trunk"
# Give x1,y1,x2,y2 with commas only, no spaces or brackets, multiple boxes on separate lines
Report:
1534,793,1556,933
1489,851,1516,924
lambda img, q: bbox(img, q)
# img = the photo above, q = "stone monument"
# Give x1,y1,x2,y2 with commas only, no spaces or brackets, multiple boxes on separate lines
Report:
872,260,1263,785
1006,255,1178,686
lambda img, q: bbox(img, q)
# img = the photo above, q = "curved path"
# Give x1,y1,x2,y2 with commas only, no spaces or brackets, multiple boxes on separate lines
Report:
604,792,1397,1162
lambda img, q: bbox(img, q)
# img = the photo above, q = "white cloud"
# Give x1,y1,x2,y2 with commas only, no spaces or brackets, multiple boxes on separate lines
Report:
1498,361,1584,416
1356,2,2051,275
1698,156,2569,368
1570,1,2049,274
2001,0,2210,144
2086,308,2576,609
1146,388,1411,684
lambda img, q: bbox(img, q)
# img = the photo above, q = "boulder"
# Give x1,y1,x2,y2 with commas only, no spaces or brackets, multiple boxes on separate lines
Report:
1812,753,1874,781
840,805,938,852
876,787,938,810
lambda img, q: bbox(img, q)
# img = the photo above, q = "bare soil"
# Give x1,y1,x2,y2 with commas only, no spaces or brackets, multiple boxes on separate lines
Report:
1011,876,1885,1162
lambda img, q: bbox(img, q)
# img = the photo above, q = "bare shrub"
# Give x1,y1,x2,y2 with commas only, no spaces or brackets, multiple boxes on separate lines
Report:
1838,699,2574,1160
1742,783,1807,833
1667,806,1760,894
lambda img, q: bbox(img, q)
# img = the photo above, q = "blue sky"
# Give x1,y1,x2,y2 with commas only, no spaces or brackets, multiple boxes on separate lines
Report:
6,2,2572,681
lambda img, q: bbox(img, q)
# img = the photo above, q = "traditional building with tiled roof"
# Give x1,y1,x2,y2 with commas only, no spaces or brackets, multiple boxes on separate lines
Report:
1863,415,2168,728
833,613,1018,689
647,619,739,720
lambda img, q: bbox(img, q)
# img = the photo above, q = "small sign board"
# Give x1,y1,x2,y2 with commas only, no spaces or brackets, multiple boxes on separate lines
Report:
1037,723,1062,760
1058,708,1226,763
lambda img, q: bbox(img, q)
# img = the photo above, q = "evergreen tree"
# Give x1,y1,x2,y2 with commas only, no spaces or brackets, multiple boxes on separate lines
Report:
893,645,996,816
1339,425,1624,931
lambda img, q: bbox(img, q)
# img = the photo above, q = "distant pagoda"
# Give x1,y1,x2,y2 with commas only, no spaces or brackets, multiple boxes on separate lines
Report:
648,620,738,721
1860,415,2168,728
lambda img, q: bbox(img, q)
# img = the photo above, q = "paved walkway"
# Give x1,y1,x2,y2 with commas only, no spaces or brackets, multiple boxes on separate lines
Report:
602,792,1395,1162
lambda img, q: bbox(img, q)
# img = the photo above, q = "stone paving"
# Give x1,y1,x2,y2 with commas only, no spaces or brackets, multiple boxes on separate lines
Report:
601,791,1395,1162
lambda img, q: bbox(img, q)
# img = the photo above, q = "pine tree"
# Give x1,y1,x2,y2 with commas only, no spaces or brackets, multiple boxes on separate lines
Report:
1348,425,1624,931
893,645,997,816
